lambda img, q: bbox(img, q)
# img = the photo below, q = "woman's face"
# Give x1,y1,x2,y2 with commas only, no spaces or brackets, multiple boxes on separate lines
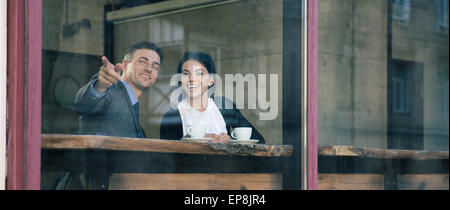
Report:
181,59,214,99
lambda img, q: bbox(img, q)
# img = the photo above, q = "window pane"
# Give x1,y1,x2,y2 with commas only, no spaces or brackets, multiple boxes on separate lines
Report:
318,0,448,189
112,0,283,143
41,0,303,190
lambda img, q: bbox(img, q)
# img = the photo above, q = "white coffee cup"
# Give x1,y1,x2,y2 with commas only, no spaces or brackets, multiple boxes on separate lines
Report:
187,124,206,139
231,127,252,140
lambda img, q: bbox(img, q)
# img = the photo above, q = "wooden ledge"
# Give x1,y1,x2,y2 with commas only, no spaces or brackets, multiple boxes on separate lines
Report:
41,134,293,157
319,145,449,160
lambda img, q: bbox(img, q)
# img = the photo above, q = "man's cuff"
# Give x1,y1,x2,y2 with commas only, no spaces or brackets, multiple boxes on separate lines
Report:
88,79,108,98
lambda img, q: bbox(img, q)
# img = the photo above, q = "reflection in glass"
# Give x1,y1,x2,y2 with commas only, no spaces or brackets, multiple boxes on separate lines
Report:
318,0,448,151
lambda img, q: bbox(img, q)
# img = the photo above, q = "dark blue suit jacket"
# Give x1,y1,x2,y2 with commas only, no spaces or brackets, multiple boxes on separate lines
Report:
72,74,146,138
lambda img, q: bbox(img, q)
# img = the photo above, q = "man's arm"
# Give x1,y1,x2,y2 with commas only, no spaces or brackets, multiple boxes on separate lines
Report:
72,75,108,115
72,56,122,115
88,79,107,98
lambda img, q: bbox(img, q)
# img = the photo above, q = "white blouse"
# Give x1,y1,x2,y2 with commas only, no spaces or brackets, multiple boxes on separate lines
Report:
178,98,227,137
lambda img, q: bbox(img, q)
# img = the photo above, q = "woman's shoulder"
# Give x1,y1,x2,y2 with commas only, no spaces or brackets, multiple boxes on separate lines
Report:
161,107,182,127
162,107,180,118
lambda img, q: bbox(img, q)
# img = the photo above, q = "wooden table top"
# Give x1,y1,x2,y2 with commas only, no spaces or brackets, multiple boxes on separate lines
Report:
41,134,293,157
41,134,449,160
319,145,449,160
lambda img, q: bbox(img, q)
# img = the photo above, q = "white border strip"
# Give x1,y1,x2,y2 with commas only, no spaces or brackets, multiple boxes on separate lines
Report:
0,0,7,190
301,0,308,190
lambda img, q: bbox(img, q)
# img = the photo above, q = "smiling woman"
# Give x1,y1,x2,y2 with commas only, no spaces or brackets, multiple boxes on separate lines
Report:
180,59,214,109
159,51,265,143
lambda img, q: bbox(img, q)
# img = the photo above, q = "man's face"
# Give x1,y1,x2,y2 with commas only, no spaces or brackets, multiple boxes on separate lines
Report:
123,49,160,91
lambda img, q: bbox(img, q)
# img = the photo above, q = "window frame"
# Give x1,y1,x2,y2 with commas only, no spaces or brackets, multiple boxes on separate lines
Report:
6,0,41,190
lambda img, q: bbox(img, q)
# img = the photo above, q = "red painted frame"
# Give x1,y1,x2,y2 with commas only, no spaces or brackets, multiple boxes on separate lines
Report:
6,0,41,190
7,0,25,190
25,0,42,190
307,0,318,190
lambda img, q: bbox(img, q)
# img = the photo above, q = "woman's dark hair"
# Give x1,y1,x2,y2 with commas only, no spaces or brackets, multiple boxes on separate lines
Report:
177,52,215,75
124,41,163,64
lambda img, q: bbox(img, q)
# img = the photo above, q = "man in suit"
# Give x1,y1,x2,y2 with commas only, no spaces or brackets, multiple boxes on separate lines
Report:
73,41,163,138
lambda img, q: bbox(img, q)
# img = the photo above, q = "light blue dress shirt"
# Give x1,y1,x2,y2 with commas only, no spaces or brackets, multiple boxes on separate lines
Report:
88,79,138,105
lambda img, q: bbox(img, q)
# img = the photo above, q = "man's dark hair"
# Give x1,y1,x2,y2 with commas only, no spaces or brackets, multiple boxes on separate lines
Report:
123,41,163,64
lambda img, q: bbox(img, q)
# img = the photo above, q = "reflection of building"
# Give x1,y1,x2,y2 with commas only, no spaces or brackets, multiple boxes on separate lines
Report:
388,59,424,149
318,0,449,150
392,0,449,151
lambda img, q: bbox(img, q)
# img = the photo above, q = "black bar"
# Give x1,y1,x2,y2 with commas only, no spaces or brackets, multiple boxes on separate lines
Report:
282,0,303,190
104,4,114,60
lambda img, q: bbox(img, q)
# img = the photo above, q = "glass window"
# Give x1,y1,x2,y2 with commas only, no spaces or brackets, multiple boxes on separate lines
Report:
318,0,449,190
393,0,411,23
110,0,284,143
392,76,407,113
436,0,449,30
41,0,304,190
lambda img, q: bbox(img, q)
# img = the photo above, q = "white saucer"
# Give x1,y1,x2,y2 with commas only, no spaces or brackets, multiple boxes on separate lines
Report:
181,137,213,142
230,139,259,144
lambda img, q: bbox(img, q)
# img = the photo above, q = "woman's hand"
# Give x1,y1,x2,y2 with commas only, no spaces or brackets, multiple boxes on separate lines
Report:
206,133,230,143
